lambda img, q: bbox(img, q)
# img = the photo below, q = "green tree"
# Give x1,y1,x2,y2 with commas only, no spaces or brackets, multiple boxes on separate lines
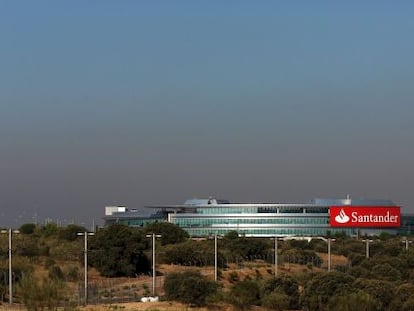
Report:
57,224,87,241
302,272,355,311
88,224,150,277
144,222,189,245
162,240,225,267
353,278,395,310
261,275,299,309
261,290,289,311
164,270,218,307
229,279,261,310
328,290,381,311
370,263,402,282
19,223,36,235
388,283,414,310
222,236,270,261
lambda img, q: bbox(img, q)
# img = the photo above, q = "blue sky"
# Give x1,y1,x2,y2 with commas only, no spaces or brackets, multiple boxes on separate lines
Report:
0,1,413,227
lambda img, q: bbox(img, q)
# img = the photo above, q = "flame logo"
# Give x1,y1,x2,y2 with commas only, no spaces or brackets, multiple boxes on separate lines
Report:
334,209,350,224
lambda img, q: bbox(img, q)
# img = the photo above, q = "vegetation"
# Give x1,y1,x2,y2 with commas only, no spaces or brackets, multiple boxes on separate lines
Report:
164,270,218,306
3,222,414,310
88,224,150,277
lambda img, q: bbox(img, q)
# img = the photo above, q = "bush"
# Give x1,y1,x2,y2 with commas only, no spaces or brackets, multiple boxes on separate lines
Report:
49,265,65,281
88,224,150,277
65,265,79,282
228,271,240,283
261,275,299,309
18,274,67,311
19,223,36,235
328,290,381,311
261,290,289,311
229,279,261,310
164,270,218,307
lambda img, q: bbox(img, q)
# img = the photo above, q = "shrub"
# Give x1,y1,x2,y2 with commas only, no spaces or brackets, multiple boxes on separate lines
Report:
228,271,240,283
164,271,218,307
229,279,261,310
261,290,289,311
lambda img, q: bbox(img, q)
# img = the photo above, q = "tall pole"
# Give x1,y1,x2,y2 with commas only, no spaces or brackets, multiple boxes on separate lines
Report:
274,237,278,277
152,234,156,296
77,232,94,305
327,238,331,272
1,229,18,304
146,234,161,296
84,233,88,304
8,229,12,304
366,240,370,258
214,234,217,281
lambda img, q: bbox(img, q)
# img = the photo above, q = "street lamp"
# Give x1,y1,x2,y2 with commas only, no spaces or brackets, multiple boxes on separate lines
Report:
362,239,373,258
326,238,336,272
146,234,162,296
214,234,218,281
77,231,95,305
402,237,412,250
1,229,19,304
271,237,282,277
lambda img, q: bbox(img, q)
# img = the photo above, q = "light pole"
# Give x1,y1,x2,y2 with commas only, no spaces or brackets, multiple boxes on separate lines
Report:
362,239,373,258
1,229,19,304
402,238,412,250
146,234,162,296
327,238,335,272
77,231,95,305
271,237,282,277
214,234,218,281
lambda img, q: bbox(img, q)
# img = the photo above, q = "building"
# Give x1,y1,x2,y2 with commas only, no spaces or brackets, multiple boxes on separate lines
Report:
103,197,403,237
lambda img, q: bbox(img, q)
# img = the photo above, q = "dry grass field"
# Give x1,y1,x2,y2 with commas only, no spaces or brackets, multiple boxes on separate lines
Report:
0,253,348,311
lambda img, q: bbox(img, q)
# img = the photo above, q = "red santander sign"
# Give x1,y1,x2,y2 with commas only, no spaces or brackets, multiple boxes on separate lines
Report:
330,206,400,227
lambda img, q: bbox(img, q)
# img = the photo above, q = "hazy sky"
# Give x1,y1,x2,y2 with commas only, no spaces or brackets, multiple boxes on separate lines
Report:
1,1,413,227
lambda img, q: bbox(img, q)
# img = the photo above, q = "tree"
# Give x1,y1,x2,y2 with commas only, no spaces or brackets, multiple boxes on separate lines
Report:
144,222,189,245
261,290,289,311
328,290,381,311
229,279,261,310
389,283,414,310
164,270,218,306
222,236,270,261
370,263,402,282
302,272,355,311
88,224,150,277
19,223,36,235
353,278,395,310
57,224,87,241
261,275,299,309
162,240,225,267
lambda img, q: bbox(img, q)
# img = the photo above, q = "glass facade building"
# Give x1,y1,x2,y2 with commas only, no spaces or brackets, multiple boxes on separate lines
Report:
103,197,402,237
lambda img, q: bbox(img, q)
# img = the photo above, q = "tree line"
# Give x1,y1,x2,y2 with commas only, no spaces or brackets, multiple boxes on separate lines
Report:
1,222,414,310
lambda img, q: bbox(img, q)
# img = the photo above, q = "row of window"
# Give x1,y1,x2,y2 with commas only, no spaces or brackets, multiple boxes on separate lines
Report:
186,227,357,237
171,217,329,226
198,206,329,215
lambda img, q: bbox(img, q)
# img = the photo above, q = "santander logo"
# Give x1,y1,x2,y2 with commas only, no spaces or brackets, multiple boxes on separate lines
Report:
334,209,350,224
330,206,401,228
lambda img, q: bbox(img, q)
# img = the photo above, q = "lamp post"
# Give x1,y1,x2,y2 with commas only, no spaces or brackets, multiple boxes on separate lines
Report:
214,234,218,281
362,239,373,258
77,232,95,305
1,229,19,304
327,238,334,272
271,237,282,277
402,238,412,250
146,234,162,296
